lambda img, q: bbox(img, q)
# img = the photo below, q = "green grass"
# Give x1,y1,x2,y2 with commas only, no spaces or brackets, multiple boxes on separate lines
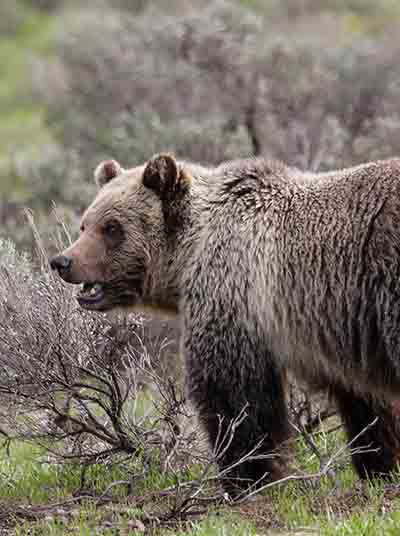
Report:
0,442,77,503
321,508,400,536
170,516,258,536
1,426,400,535
15,511,259,536
0,442,129,505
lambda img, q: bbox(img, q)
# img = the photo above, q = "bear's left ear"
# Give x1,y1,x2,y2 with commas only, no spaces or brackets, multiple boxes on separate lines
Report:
94,159,124,188
143,154,190,200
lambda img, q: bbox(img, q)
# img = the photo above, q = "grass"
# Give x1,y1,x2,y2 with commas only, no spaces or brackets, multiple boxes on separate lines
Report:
0,392,394,535
14,510,259,536
0,442,131,505
0,442,78,503
0,424,399,535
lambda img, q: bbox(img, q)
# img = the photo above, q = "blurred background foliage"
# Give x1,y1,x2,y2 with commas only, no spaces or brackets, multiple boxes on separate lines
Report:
1,0,400,250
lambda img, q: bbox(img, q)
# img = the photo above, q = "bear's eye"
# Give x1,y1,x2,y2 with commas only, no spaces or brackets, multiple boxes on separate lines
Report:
80,223,85,233
102,220,122,238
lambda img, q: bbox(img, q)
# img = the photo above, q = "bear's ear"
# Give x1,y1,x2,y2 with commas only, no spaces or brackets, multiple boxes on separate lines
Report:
94,159,123,188
143,154,190,200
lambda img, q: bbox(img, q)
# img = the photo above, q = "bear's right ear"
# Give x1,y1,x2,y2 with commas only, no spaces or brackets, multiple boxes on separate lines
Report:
94,159,123,188
142,154,190,201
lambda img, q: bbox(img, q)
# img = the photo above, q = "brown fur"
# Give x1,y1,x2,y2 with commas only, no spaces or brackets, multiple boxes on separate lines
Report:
51,154,400,496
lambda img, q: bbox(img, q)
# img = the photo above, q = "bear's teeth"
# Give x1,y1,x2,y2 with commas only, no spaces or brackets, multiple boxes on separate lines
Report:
90,285,99,296
80,283,102,297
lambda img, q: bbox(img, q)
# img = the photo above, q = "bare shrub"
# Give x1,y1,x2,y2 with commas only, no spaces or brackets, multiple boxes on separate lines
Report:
0,230,188,471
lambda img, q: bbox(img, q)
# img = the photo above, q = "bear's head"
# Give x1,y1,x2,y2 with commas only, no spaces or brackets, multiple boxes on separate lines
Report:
50,154,192,314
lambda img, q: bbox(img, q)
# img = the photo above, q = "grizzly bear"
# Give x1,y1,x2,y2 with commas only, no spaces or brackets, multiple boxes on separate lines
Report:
51,154,400,496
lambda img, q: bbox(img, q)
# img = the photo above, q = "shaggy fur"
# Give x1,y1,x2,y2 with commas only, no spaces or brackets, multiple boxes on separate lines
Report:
51,154,400,496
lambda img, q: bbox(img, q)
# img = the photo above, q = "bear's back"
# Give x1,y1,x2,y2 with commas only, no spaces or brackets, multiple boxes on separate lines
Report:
186,157,400,395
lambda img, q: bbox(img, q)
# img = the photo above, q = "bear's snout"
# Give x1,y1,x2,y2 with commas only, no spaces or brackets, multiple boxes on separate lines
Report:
50,255,72,280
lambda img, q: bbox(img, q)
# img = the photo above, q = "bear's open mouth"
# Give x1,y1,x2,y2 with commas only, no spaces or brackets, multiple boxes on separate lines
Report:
77,282,105,307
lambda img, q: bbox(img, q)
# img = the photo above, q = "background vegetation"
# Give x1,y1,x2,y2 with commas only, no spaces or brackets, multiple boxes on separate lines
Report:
3,0,400,249
2,0,400,534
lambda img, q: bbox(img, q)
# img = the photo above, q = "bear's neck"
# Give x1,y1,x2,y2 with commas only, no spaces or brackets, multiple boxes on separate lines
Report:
147,194,204,317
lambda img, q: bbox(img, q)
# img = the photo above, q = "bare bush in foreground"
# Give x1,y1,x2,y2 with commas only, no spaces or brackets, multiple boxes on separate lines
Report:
0,230,188,472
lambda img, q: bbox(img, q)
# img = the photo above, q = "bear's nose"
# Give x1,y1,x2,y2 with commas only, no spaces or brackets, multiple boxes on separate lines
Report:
50,255,72,277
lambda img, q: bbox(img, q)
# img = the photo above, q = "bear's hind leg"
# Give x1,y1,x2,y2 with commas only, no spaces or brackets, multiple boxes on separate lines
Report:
335,387,400,480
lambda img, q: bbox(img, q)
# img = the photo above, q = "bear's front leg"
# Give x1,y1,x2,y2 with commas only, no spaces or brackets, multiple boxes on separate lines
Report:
184,326,290,498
